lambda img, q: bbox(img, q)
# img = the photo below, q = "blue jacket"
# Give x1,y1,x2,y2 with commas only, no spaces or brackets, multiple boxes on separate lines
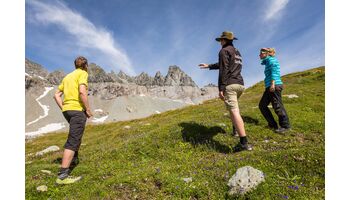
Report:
261,56,283,88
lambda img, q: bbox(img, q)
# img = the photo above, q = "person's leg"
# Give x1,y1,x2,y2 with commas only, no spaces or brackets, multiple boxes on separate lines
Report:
259,89,278,129
61,149,75,168
225,84,251,151
269,85,290,129
58,111,87,181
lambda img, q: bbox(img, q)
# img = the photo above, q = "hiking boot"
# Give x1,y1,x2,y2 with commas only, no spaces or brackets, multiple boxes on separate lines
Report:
56,176,82,185
275,127,291,133
233,143,252,152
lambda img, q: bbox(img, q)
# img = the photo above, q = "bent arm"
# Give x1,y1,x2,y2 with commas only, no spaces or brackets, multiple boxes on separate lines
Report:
54,90,63,110
79,84,91,112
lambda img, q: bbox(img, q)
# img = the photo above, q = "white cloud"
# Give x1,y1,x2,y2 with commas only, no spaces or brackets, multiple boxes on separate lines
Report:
27,0,136,75
264,0,290,21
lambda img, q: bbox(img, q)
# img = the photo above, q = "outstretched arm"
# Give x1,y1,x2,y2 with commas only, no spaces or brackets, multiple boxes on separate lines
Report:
198,63,219,70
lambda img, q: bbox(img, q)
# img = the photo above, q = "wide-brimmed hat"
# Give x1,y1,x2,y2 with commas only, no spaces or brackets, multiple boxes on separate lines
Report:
215,31,238,41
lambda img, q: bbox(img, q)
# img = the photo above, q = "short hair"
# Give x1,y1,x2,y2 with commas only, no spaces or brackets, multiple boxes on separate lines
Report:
74,56,88,70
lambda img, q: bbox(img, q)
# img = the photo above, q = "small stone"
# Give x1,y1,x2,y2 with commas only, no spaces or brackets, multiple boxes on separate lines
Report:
36,185,48,192
227,166,265,195
124,126,131,129
273,141,277,144
264,139,269,143
81,143,87,146
183,177,192,183
283,94,299,99
224,113,229,116
41,170,52,175
35,146,60,156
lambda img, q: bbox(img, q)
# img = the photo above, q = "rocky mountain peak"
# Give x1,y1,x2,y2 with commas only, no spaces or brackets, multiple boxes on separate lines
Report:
88,63,114,83
25,58,49,78
153,71,165,86
135,72,153,86
164,65,197,87
47,70,65,85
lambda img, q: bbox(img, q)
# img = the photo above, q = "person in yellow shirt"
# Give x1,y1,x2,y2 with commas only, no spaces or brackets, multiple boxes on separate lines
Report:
53,56,93,184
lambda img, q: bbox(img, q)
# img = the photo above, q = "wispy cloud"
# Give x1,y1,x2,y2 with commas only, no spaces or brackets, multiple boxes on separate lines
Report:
26,0,136,75
264,0,290,21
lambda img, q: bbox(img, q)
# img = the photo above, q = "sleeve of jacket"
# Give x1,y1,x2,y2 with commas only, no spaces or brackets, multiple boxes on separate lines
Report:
208,63,219,70
218,49,231,92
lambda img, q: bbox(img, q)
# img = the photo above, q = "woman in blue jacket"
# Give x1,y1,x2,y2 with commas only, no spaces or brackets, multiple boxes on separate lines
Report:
259,48,290,133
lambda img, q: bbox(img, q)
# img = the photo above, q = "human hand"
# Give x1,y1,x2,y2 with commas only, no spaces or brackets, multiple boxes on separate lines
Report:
269,84,275,92
219,91,225,101
85,109,93,118
198,63,209,69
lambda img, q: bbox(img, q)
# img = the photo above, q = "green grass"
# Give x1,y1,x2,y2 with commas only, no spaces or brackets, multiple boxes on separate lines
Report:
26,67,325,199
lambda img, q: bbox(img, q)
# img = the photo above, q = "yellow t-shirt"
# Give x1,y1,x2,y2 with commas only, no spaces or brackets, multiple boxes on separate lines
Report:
58,68,88,112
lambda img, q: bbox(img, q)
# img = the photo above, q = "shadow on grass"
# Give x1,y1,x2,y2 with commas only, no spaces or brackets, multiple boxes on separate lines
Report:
242,115,259,125
179,122,231,154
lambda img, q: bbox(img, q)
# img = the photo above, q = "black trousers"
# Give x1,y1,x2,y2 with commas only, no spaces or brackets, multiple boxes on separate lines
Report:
63,111,87,152
259,85,290,129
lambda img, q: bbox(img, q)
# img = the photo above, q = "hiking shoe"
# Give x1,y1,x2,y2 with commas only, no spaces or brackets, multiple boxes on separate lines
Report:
56,176,82,185
233,143,252,152
57,168,70,180
275,127,291,133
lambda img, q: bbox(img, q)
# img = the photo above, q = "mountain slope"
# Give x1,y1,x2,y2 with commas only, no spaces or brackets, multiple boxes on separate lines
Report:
25,67,325,199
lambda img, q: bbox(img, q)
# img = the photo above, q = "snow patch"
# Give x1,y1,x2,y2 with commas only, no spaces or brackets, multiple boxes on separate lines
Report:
27,87,54,125
155,110,161,114
25,123,65,138
92,115,109,123
37,75,45,80
25,72,32,78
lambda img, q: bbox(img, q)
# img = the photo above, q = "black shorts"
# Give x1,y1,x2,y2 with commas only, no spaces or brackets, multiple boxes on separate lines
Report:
63,111,87,151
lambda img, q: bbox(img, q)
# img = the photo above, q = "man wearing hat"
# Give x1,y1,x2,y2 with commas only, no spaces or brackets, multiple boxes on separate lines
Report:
199,31,252,151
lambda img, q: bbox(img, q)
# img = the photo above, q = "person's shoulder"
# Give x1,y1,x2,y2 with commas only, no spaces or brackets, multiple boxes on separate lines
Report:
76,69,88,76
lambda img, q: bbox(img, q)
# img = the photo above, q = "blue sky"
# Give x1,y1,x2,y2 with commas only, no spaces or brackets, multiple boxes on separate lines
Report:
25,0,324,87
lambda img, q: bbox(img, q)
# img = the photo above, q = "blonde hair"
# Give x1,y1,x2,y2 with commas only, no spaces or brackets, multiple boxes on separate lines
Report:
267,48,276,56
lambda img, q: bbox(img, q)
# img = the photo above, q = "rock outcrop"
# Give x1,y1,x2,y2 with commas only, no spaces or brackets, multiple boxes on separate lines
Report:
164,65,197,87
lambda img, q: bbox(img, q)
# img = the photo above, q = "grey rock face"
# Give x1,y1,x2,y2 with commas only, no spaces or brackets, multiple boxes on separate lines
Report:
25,58,49,78
25,59,50,90
153,71,165,86
164,65,197,87
117,70,135,83
227,166,265,196
47,70,65,85
135,72,154,86
88,63,114,83
108,71,128,84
